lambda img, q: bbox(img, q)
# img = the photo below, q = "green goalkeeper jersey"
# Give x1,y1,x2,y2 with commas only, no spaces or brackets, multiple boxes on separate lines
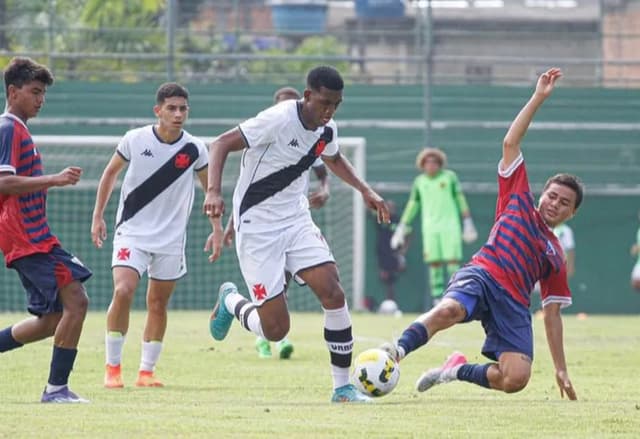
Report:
399,169,469,234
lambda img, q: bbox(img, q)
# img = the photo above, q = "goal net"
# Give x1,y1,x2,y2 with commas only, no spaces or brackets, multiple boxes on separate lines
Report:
0,135,366,312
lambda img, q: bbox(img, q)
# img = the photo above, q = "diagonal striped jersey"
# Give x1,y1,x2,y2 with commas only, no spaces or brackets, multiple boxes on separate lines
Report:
114,125,208,253
234,100,339,233
470,154,572,309
0,112,60,265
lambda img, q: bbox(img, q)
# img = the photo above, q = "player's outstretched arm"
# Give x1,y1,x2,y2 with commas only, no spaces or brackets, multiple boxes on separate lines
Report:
0,166,82,195
543,303,577,400
91,153,126,249
204,128,246,220
502,68,562,170
322,152,390,224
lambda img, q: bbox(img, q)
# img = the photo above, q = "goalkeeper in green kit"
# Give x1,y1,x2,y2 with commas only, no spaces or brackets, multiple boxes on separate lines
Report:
391,148,477,308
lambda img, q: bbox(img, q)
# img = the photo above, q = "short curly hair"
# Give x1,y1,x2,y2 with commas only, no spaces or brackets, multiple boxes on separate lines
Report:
415,147,447,170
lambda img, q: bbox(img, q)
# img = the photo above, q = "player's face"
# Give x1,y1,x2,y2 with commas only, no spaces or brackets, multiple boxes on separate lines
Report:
422,156,441,177
155,96,189,132
538,182,577,227
8,81,47,121
302,87,342,130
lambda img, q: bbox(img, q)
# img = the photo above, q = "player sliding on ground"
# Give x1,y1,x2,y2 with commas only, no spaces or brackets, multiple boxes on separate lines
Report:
382,68,580,401
205,66,390,403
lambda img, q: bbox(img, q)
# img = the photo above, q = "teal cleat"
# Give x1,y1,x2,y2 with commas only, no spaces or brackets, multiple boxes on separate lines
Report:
276,339,294,360
331,384,372,403
209,282,237,341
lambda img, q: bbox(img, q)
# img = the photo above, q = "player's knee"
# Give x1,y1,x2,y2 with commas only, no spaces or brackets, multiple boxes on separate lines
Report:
432,300,465,324
63,284,89,316
113,282,136,303
146,296,168,316
262,323,289,342
502,373,530,393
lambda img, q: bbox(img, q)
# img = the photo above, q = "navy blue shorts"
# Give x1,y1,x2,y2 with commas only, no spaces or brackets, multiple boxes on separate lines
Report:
444,265,533,361
10,246,92,316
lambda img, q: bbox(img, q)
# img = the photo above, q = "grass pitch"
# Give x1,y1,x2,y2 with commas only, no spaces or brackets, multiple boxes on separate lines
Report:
0,311,639,438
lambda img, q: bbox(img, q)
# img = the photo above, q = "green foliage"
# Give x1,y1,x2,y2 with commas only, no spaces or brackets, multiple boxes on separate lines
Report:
1,311,639,437
246,36,349,83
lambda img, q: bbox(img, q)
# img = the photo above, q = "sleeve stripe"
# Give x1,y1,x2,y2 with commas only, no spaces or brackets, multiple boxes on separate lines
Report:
498,153,524,178
0,164,16,174
541,295,572,309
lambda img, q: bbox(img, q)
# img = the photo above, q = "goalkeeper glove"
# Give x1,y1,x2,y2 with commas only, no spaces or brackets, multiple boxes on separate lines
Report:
390,223,407,250
462,217,478,244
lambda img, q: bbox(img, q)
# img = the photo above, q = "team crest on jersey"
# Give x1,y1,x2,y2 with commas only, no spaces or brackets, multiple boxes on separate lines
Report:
175,153,191,169
117,248,131,261
545,241,557,256
315,140,326,156
252,283,267,300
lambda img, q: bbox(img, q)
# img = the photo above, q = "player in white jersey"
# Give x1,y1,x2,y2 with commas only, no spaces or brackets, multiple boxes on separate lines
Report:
222,86,330,360
206,66,390,403
91,82,223,389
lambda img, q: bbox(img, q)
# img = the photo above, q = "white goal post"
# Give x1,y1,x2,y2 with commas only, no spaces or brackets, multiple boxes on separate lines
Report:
31,135,367,312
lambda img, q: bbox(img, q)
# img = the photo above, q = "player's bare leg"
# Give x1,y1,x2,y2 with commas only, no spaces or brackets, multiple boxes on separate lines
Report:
105,267,140,388
300,263,371,403
136,279,177,387
487,352,531,393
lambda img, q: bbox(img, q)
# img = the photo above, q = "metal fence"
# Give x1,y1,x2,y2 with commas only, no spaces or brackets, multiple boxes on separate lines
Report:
1,0,639,87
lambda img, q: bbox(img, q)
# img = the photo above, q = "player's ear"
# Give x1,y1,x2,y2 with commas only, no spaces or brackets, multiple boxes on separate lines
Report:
303,89,312,102
152,104,161,117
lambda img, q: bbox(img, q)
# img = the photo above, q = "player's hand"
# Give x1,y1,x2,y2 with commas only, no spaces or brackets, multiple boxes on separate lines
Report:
223,220,235,247
462,217,478,244
535,68,562,98
203,191,224,219
308,187,329,209
91,216,107,249
363,189,390,224
53,166,83,187
204,230,223,263
390,224,406,250
555,370,577,400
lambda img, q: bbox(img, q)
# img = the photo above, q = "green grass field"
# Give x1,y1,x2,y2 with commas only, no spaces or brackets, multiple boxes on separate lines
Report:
0,311,639,438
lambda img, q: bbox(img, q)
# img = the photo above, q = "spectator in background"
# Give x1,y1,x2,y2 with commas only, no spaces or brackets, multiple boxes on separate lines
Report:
554,223,575,279
373,199,406,303
630,210,640,291
391,147,477,309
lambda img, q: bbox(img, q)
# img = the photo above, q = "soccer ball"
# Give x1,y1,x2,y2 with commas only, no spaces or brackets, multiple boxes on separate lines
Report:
351,348,400,397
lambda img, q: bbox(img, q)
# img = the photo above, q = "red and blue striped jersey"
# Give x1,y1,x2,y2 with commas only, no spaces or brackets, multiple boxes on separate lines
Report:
469,154,572,309
0,112,59,265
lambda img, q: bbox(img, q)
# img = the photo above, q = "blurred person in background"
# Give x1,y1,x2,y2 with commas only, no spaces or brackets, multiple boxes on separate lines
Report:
391,147,477,310
629,210,640,291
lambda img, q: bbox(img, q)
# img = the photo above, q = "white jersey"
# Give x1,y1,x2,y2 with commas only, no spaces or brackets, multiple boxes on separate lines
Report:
114,125,208,253
234,100,339,233
553,223,575,252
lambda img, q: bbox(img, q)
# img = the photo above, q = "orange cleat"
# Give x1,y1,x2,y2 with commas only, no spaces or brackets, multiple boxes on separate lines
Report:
135,370,164,387
104,364,124,389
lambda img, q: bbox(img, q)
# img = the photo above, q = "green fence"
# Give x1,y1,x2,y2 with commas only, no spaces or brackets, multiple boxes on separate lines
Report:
1,81,639,314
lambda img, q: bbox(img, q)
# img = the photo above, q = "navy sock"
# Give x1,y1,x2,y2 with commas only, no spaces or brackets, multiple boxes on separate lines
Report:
457,363,491,389
48,346,78,386
0,326,23,353
397,322,429,357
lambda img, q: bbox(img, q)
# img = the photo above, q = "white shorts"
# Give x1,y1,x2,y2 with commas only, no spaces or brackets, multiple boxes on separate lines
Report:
112,240,186,280
631,264,640,282
235,218,335,305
